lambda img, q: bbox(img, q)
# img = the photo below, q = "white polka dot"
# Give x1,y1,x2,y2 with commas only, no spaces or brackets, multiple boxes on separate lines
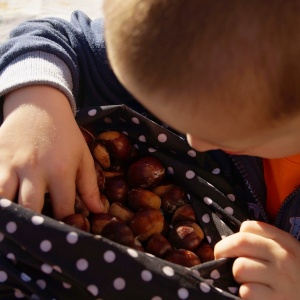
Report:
127,248,138,258
151,297,162,300
134,144,139,150
205,279,214,285
0,271,7,282
212,168,221,175
224,207,234,215
148,148,157,153
30,294,39,300
206,236,212,244
103,117,112,124
167,167,174,175
203,197,213,205
88,109,97,116
20,273,31,282
186,170,195,179
210,269,220,279
76,258,88,271
192,269,200,277
6,221,17,233
103,250,116,263
6,253,16,263
14,289,24,298
141,270,152,282
63,282,72,289
36,279,46,289
139,135,146,142
228,287,239,294
200,282,211,293
187,150,196,157
87,285,99,296
41,264,53,274
227,194,236,202
202,214,211,223
178,288,189,299
113,277,126,290
0,232,4,242
40,240,52,252
158,133,167,143
0,199,11,207
31,216,44,225
132,117,140,124
162,266,174,277
66,232,78,244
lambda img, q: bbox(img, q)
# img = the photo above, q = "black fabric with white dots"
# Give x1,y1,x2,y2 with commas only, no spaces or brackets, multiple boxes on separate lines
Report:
0,105,248,299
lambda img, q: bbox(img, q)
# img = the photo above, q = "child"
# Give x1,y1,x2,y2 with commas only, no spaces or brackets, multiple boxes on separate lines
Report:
0,0,299,299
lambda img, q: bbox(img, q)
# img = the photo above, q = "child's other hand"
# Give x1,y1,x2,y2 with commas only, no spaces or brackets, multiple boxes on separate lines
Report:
0,85,104,219
214,220,300,300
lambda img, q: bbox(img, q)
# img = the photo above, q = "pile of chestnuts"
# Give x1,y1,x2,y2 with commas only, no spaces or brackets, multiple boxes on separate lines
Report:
58,127,214,268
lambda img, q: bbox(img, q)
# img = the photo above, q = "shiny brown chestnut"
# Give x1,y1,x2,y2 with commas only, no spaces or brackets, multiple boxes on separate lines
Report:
194,242,215,263
94,161,105,191
109,202,134,223
96,131,133,169
168,221,204,251
128,208,164,241
165,249,201,267
128,188,161,211
161,185,188,215
127,156,166,189
91,141,111,169
101,221,135,247
90,213,121,235
103,176,129,204
172,204,196,225
62,213,90,232
146,233,173,258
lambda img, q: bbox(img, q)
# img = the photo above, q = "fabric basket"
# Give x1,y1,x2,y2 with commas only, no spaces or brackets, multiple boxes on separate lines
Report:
0,104,249,300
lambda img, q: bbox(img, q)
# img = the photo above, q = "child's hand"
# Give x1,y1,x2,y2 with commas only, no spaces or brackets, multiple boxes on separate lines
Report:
214,220,300,300
0,85,104,219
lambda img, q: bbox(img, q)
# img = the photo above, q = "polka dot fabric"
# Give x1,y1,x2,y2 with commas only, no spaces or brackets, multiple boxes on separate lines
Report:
0,105,247,300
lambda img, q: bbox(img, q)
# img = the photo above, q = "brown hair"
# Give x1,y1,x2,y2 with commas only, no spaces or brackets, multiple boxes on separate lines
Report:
103,0,300,122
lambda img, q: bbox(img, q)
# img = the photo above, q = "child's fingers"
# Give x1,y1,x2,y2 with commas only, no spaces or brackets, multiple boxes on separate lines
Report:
214,232,274,262
0,167,18,201
239,282,273,300
76,149,103,213
48,178,76,220
18,173,46,213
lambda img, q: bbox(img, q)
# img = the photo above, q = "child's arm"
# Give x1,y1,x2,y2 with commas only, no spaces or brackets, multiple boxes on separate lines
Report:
214,221,300,300
0,85,103,219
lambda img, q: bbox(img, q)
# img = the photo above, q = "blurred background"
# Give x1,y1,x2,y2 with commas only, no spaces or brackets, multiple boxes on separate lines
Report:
0,0,104,43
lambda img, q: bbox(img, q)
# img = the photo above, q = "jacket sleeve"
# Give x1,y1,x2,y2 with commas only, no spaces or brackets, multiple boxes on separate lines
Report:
0,11,138,114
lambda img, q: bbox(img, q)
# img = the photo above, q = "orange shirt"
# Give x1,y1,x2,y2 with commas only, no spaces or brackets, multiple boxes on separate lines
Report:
263,154,300,222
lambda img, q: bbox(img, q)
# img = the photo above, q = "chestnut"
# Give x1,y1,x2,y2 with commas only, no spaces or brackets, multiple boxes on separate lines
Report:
168,221,204,251
91,141,111,169
103,176,129,204
145,233,172,258
161,185,188,215
62,214,90,232
90,213,121,234
96,131,133,169
127,156,166,189
109,202,134,223
100,193,110,213
172,204,196,225
101,221,135,247
152,184,174,198
128,208,164,241
128,188,161,211
103,169,125,179
194,242,214,263
94,161,105,191
165,249,201,267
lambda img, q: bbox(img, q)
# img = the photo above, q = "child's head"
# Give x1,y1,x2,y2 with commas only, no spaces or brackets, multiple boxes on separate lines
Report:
103,0,300,158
